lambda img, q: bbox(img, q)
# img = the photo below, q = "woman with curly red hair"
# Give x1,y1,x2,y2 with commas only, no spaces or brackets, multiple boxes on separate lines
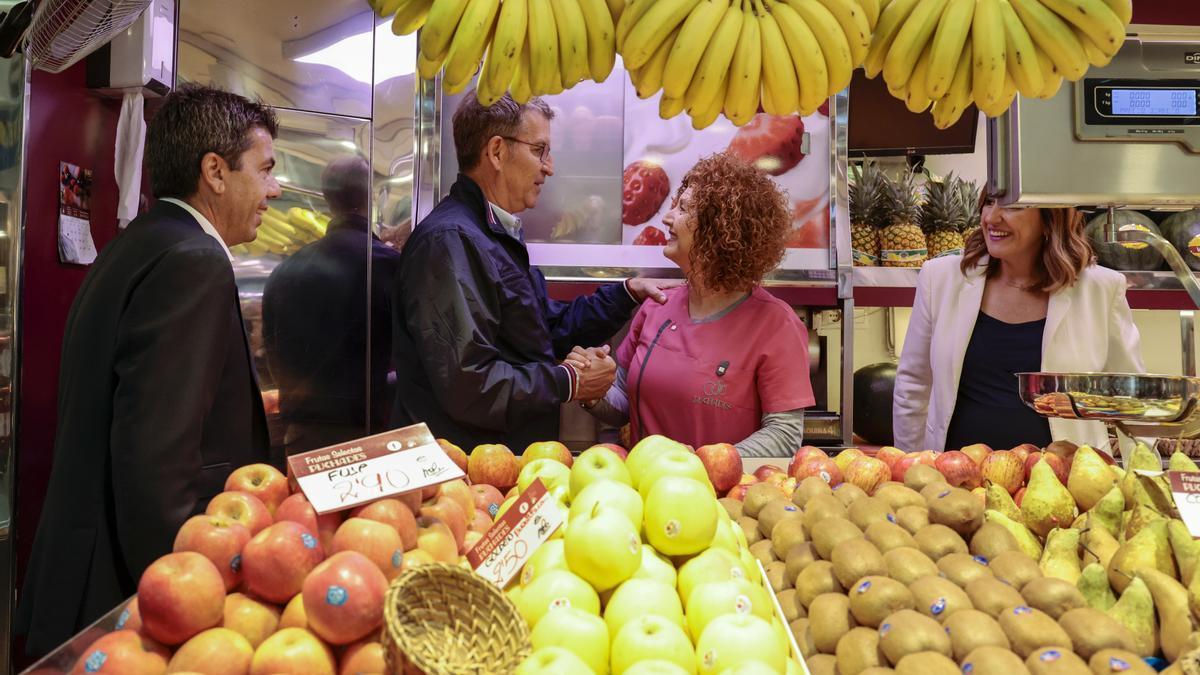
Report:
575,153,816,456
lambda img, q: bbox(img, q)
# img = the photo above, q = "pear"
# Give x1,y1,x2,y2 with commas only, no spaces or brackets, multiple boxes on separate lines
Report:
1078,563,1117,611
1087,487,1124,540
1135,568,1196,662
1107,519,1177,594
1169,519,1200,584
983,510,1043,560
1105,577,1158,657
1189,559,1200,624
1081,523,1120,569
1068,446,1120,511
1040,528,1082,584
1169,451,1200,472
1119,471,1173,516
985,484,1024,523
1021,459,1078,538
1123,506,1166,541
1127,443,1162,472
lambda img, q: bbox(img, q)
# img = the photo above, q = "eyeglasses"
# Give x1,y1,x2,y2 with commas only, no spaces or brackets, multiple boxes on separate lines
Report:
501,136,551,164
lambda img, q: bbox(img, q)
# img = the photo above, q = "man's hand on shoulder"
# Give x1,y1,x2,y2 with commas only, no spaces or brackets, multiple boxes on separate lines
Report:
625,278,683,305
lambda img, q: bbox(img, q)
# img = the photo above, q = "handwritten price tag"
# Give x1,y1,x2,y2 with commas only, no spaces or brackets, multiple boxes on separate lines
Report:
1168,471,1200,536
286,423,464,514
467,479,564,587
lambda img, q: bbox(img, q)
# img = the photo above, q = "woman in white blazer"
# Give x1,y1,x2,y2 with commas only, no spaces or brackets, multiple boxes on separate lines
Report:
893,198,1144,453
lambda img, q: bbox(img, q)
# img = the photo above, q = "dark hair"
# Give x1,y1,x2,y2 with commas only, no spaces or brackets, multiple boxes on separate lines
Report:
321,155,370,215
146,84,279,199
452,91,554,172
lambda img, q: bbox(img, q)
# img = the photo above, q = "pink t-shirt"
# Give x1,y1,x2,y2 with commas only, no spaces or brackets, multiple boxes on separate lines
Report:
616,286,816,449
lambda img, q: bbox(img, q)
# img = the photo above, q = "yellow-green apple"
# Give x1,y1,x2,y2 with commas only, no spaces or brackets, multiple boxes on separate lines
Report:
206,491,272,535
935,450,983,489
415,515,458,563
592,442,629,461
844,456,891,494
1010,443,1038,464
570,479,642,531
279,594,307,629
436,438,468,473
960,443,993,466
753,464,785,482
224,464,289,515
221,592,279,648
626,435,690,489
400,548,435,571
622,660,693,675
349,497,417,550
696,613,787,673
791,455,843,487
302,551,388,645
610,614,696,674
167,627,253,675
604,578,686,637
632,546,677,587
677,548,745,609
339,639,386,675
834,448,865,472
684,577,774,641
517,569,601,628
463,530,483,552
173,514,250,591
720,662,777,675
332,517,404,580
437,479,476,519
565,503,641,591
471,483,505,517
695,443,743,494
69,629,169,675
420,498,468,552
891,450,936,482
517,458,571,495
114,598,142,633
709,515,740,553
570,445,633,498
494,495,518,521
639,452,715,499
469,508,493,533
138,552,225,645
249,627,336,675
467,444,520,490
530,606,608,673
516,647,594,675
241,521,325,603
875,446,907,469
522,440,574,468
644,476,718,556
520,539,569,586
980,450,1025,495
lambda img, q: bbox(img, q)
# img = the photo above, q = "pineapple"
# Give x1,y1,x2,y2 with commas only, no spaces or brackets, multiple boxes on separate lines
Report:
849,161,886,266
880,170,927,268
958,178,982,244
921,172,966,260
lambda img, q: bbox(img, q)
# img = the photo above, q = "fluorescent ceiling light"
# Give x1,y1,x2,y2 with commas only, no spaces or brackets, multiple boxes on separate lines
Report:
294,22,416,85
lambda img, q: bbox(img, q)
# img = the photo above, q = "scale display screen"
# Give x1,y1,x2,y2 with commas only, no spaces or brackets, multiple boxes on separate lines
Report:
1110,89,1197,116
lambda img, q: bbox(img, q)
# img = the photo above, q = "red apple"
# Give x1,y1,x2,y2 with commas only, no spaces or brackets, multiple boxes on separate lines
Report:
980,450,1025,495
394,489,423,515
168,627,254,675
224,464,289,515
892,450,938,481
1009,443,1038,464
241,521,325,604
695,443,744,494
276,493,346,553
249,627,336,675
834,448,865,472
138,551,226,645
959,443,993,466
70,629,169,675
423,498,469,551
935,451,983,489
521,440,574,468
470,484,505,517
469,509,493,533
302,551,389,645
1023,452,1069,484
436,438,468,474
844,456,890,494
350,498,417,551
467,444,520,490
1095,449,1117,466
875,446,907,469
340,639,386,675
206,491,272,536
332,517,405,581
753,464,785,482
591,443,629,461
221,592,280,649
726,484,751,501
792,456,843,487
415,516,458,563
173,514,251,591
437,479,475,519
1014,487,1026,506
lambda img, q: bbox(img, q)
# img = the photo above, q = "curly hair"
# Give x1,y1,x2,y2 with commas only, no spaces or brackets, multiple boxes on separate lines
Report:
678,153,791,292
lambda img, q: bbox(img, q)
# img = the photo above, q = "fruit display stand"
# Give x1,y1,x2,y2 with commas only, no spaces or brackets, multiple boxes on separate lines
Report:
22,598,136,673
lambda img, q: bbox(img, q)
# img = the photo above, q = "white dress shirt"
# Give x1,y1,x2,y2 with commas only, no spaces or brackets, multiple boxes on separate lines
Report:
160,198,235,263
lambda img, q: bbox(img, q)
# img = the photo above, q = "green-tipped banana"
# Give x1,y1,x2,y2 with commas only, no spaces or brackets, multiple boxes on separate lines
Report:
682,0,744,110
783,0,853,96
576,0,617,82
971,0,1006,110
882,0,951,89
998,0,1044,98
622,0,705,71
924,0,973,99
724,0,762,126
481,0,529,100
662,0,729,100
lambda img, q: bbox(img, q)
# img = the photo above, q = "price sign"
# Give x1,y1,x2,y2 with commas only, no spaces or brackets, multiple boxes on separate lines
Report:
286,423,464,514
1168,471,1200,536
467,479,564,587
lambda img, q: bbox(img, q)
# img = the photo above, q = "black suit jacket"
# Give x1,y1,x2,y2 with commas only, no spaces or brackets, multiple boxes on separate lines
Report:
16,201,270,657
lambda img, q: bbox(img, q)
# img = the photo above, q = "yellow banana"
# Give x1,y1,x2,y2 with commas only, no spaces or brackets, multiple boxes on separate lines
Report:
783,0,854,96
804,0,870,68
1039,0,1125,57
1008,0,1088,80
476,43,504,105
527,0,561,94
368,0,395,18
634,27,678,99
906,39,935,112
550,0,589,88
863,0,922,78
662,0,729,100
417,50,444,80
1074,25,1114,67
887,77,909,101
689,74,729,130
420,0,471,60
442,0,501,88
857,0,881,28
660,94,687,118
623,0,705,71
606,0,625,21
391,0,434,35
616,0,655,50
932,37,973,129
315,213,331,227
1034,45,1063,99
1099,0,1131,25
682,1,744,110
757,0,801,115
286,208,324,238
924,0,973,99
236,241,270,257
971,0,1006,110
261,215,300,239
266,206,287,221
254,224,291,248
576,0,617,82
766,0,827,114
724,0,763,126
481,0,528,101
999,0,1044,98
882,0,951,89
979,70,1018,116
511,41,534,103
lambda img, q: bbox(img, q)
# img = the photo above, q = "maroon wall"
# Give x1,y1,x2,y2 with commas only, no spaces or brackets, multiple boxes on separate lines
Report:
1134,3,1200,25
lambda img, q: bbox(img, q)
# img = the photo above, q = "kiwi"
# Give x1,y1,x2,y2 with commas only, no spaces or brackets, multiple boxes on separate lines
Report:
811,517,864,559
937,552,994,587
896,506,931,535
962,645,1032,675
848,576,915,627
772,518,809,559
904,464,945,491
778,589,803,622
1019,578,1086,619
909,575,974,622
749,539,778,566
849,497,895,530
875,483,926,511
998,605,1075,658
796,560,845,608
944,609,1011,661
922,482,955,505
831,538,887,588
861,668,896,675
785,542,819,584
928,489,985,537
810,592,858,654
836,626,887,675
790,617,817,658
794,476,834,508
719,497,744,521
914,524,970,561
878,609,953,665
804,495,849,533
809,653,837,675
883,547,939,586
759,499,804,538
865,520,918,552
744,482,786,518
971,522,1022,560
1088,649,1157,675
991,551,1044,589
965,577,1026,618
1057,608,1138,660
1025,646,1091,675
766,560,791,592
835,483,870,508
738,516,763,545
895,652,960,675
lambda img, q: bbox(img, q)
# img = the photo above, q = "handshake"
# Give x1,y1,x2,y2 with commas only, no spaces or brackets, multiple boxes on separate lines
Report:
563,345,616,403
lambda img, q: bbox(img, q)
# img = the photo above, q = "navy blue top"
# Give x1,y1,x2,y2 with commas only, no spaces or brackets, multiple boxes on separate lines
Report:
944,311,1052,450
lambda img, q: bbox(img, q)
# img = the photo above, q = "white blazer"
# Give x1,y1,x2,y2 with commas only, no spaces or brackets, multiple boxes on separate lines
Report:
893,255,1145,453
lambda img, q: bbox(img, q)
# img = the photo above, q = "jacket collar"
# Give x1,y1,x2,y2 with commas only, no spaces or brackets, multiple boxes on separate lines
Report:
450,173,512,240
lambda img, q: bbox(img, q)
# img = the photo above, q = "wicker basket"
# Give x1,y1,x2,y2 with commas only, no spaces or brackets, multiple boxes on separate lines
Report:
383,563,531,674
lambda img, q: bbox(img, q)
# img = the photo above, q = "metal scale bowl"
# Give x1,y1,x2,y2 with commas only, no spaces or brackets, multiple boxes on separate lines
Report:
1017,371,1200,440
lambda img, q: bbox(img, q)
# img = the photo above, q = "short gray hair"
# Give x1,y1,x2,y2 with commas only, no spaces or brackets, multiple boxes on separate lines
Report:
453,92,554,172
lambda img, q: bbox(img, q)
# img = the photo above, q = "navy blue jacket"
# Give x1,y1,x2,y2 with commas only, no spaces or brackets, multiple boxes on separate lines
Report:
392,175,637,451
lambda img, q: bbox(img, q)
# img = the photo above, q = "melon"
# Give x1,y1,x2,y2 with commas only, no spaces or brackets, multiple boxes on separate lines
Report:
1085,210,1164,271
1159,209,1200,272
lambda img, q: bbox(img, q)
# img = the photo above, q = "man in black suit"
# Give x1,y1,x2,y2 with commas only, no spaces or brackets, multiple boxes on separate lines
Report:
16,84,280,657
